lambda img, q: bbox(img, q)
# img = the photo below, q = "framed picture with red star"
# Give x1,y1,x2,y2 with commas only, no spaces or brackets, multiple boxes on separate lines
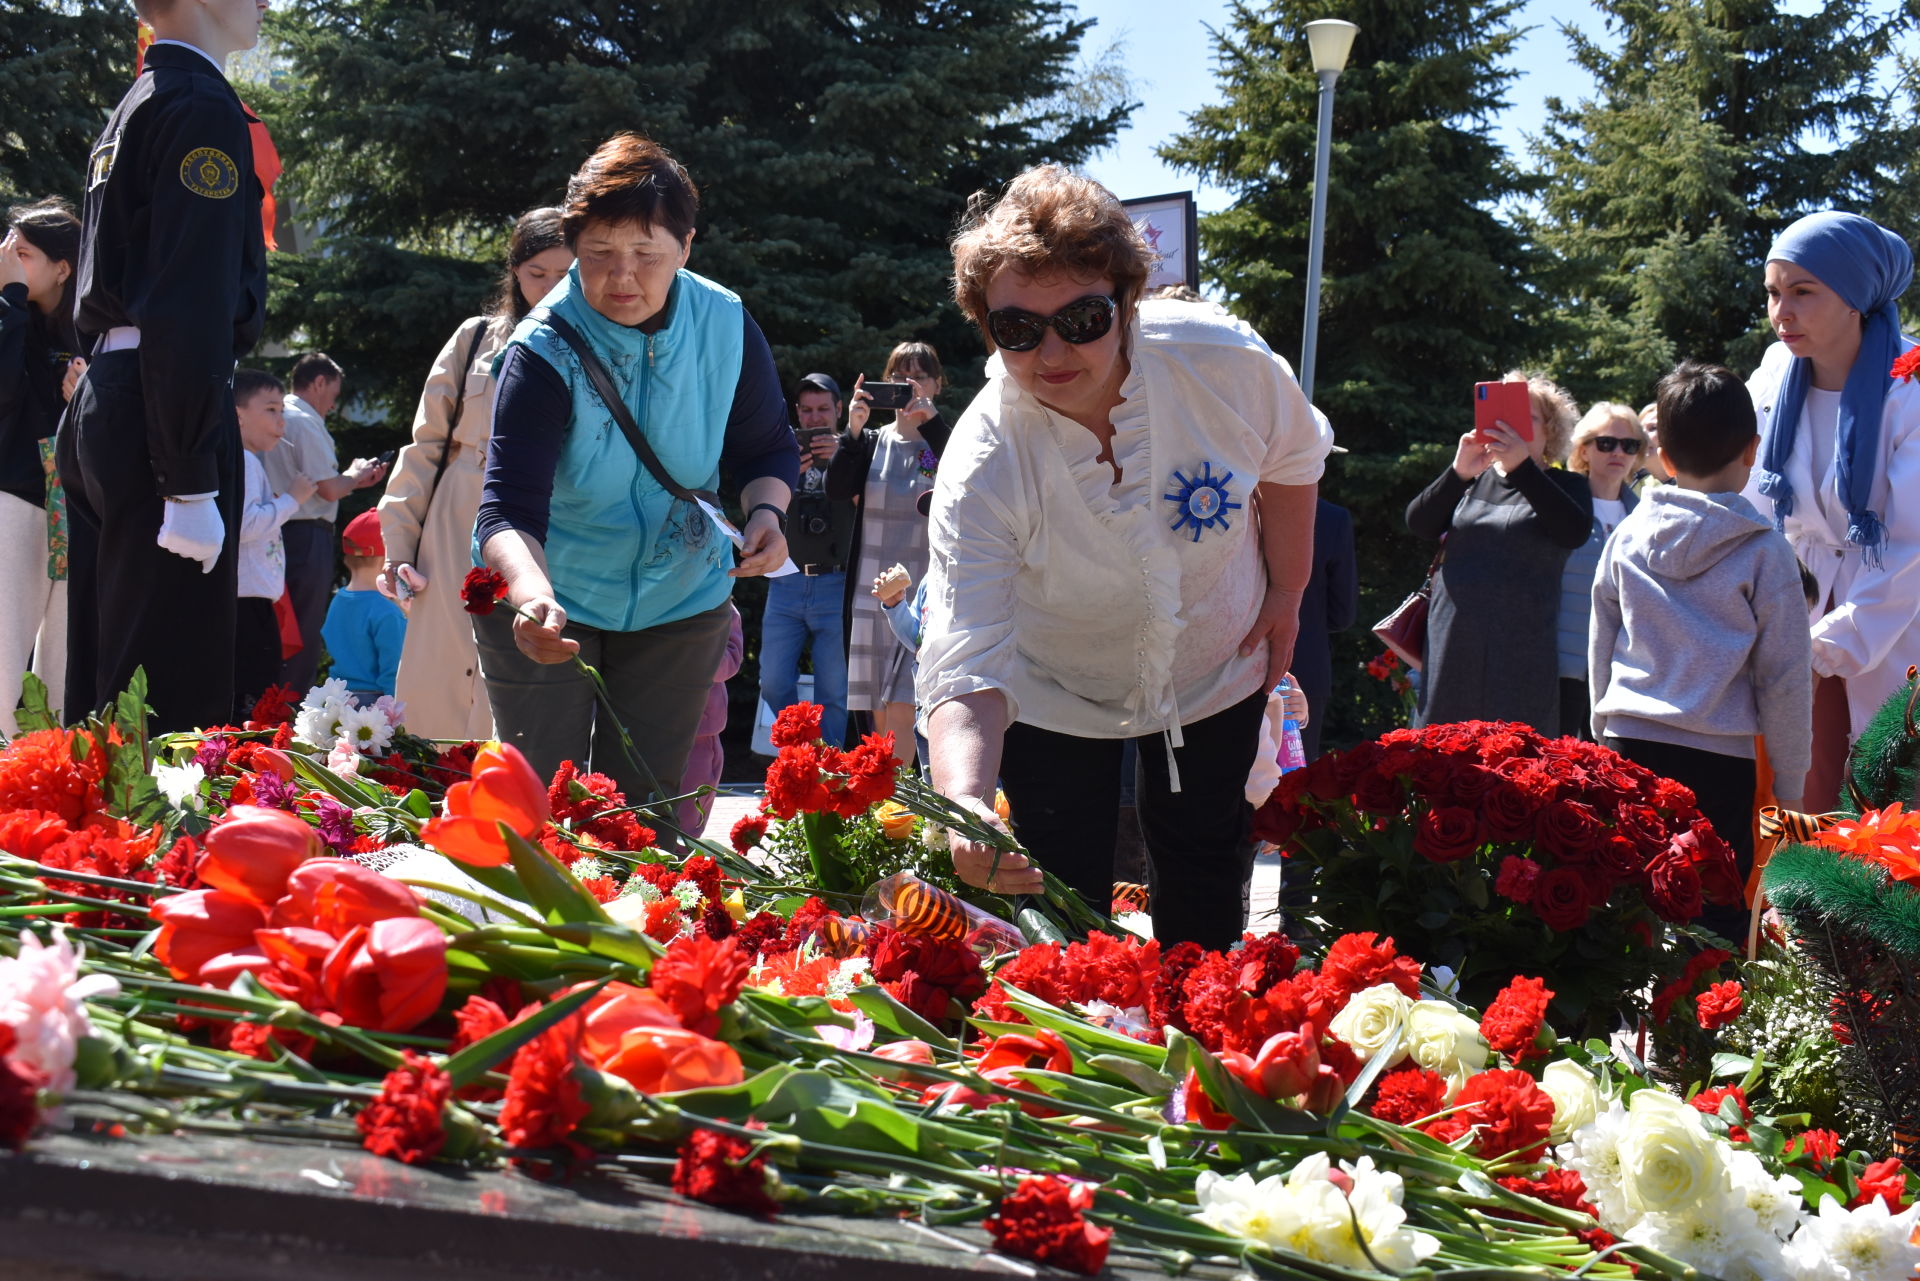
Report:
1120,190,1199,293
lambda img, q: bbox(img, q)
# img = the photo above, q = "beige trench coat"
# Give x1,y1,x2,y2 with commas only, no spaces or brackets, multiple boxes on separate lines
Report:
377,315,507,741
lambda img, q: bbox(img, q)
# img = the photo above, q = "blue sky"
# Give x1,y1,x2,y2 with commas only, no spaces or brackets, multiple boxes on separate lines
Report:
1079,0,1602,212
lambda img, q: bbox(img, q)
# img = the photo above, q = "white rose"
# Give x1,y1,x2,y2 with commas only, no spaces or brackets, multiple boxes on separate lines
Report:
1328,983,1412,1065
1618,1089,1730,1218
1404,1000,1488,1096
1541,1060,1603,1139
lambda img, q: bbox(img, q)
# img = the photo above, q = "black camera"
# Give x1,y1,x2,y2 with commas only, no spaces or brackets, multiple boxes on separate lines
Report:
802,512,830,536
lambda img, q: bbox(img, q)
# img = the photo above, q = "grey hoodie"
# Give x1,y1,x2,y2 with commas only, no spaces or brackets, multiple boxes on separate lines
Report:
1588,486,1813,791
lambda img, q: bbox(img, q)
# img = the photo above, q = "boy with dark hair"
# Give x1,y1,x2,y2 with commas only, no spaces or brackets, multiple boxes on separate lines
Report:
59,0,269,729
1589,360,1812,941
233,369,313,719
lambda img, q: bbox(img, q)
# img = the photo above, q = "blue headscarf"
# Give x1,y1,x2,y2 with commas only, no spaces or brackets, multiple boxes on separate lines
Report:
1758,211,1913,568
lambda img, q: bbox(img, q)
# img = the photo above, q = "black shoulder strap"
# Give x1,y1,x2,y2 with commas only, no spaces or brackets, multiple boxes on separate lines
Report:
423,318,490,513
531,306,705,504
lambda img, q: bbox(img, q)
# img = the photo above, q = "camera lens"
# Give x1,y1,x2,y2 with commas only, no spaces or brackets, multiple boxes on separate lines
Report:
805,516,829,536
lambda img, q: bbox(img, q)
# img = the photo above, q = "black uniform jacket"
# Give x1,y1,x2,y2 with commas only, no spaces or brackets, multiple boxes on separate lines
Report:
74,43,267,497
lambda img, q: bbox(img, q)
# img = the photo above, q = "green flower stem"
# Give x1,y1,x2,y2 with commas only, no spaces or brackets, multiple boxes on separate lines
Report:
0,858,186,898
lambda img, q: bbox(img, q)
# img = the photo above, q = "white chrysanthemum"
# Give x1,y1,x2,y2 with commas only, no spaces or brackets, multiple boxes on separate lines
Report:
1193,1154,1438,1273
1328,983,1412,1065
1559,1101,1635,1228
570,856,607,881
1341,1156,1441,1272
337,703,394,754
1616,1088,1730,1221
306,677,351,710
1541,1060,1603,1140
0,926,121,1094
1403,1000,1488,1098
1194,1170,1296,1249
1780,1196,1920,1281
294,702,346,749
826,956,872,1001
1628,1187,1782,1281
1724,1149,1806,1241
151,761,206,811
671,881,705,911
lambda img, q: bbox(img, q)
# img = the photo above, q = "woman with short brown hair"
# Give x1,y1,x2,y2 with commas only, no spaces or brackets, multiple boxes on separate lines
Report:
474,135,797,806
919,166,1331,948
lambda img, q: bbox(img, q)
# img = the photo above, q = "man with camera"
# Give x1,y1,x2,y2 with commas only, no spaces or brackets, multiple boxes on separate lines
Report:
758,372,856,747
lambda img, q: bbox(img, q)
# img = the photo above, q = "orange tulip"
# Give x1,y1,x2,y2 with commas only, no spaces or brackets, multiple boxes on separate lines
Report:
197,804,322,909
418,741,550,867
577,982,744,1094
149,889,267,982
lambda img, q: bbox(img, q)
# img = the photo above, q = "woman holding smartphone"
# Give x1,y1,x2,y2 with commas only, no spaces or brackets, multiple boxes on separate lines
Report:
378,207,570,739
1405,372,1591,732
828,342,951,766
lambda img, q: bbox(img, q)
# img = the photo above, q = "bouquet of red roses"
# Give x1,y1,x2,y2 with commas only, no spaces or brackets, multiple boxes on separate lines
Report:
1253,720,1742,1031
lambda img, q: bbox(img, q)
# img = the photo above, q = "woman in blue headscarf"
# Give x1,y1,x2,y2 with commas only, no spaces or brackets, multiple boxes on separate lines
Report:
1744,211,1920,808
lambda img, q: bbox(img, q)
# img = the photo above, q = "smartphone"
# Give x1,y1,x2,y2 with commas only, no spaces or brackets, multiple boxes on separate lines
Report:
1474,381,1534,442
376,448,398,466
863,381,914,412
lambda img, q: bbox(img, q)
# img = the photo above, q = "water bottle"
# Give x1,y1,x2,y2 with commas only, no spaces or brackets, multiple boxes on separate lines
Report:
1274,677,1307,774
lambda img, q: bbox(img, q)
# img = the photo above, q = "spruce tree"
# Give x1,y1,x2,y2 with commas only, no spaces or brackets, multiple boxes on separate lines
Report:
255,0,1130,422
1160,0,1539,743
1528,0,1909,404
0,0,137,203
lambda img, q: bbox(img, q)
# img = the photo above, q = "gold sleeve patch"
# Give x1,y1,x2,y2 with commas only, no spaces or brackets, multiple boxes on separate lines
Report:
179,147,240,199
87,138,118,191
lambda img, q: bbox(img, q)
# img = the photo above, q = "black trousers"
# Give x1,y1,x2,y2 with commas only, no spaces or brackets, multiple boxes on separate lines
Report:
279,519,335,694
1607,734,1755,943
57,351,240,732
998,688,1267,951
234,596,281,723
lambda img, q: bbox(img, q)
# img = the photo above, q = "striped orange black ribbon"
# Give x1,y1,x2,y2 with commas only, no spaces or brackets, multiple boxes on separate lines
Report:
1758,806,1847,845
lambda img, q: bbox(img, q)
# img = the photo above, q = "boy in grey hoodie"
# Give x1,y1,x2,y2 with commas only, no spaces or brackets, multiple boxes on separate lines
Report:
1589,361,1811,940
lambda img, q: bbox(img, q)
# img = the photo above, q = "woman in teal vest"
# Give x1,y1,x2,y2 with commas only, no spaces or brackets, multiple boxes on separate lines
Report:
474,134,798,810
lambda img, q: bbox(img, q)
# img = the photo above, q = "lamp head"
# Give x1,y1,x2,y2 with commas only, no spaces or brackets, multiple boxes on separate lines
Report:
1305,19,1359,74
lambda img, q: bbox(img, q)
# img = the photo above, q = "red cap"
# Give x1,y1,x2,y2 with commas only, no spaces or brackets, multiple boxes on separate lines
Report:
341,510,384,557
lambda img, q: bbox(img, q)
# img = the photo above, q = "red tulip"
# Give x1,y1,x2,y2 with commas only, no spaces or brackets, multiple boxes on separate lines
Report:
197,926,334,1011
418,741,550,867
576,982,744,1094
1252,1026,1321,1101
149,889,268,982
197,804,322,909
270,858,421,933
322,917,449,1032
872,1040,936,1065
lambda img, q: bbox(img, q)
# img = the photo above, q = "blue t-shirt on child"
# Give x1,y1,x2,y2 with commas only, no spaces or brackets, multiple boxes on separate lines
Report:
322,589,408,696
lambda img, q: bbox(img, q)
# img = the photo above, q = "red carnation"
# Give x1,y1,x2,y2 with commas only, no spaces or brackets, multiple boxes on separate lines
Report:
0,1025,41,1150
1317,932,1422,1004
1530,866,1594,931
1424,1068,1556,1161
650,935,751,1037
1787,1128,1842,1173
1494,855,1542,903
983,1176,1112,1275
499,1012,590,1161
1369,1067,1449,1126
1480,976,1555,1064
768,702,823,749
1695,980,1744,1031
1852,1157,1911,1210
460,566,509,615
1415,806,1481,863
248,684,300,727
672,1125,779,1215
729,811,770,855
356,1050,451,1165
1893,347,1920,382
1499,1167,1595,1214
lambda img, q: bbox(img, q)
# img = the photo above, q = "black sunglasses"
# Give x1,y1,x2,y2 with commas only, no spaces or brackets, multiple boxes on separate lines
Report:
1590,437,1643,455
985,294,1116,353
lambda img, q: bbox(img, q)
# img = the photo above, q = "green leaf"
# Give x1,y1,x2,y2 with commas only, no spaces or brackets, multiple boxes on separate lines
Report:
1710,1052,1754,1080
783,1099,955,1160
1745,1121,1786,1159
1087,1054,1176,1095
401,788,433,820
443,978,606,1088
1000,987,1163,1064
503,823,613,925
846,985,954,1050
536,921,662,970
14,673,57,735
1006,1069,1140,1108
1015,905,1068,945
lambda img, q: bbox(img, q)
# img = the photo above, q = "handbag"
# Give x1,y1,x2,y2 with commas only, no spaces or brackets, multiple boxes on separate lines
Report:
1371,542,1445,671
419,320,491,521
530,306,719,508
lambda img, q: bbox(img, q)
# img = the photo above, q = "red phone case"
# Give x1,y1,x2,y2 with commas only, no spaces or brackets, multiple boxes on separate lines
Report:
1474,381,1534,442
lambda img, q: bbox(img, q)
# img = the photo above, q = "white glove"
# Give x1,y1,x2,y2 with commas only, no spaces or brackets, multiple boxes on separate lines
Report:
156,494,224,573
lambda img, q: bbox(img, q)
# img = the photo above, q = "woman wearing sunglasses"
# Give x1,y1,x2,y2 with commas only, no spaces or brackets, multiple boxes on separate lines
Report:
916,166,1332,949
1555,403,1646,737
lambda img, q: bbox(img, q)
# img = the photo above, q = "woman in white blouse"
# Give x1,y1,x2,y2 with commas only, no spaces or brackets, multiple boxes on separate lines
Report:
1744,211,1920,809
917,167,1332,948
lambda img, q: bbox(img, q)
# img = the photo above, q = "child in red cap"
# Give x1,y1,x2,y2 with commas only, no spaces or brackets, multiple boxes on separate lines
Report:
322,510,407,707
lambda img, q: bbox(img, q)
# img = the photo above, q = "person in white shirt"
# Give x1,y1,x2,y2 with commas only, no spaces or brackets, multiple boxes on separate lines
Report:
1556,402,1644,738
232,369,313,720
918,166,1332,948
1742,211,1920,808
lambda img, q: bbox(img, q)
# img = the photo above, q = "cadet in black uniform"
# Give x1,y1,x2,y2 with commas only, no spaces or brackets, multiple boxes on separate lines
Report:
60,0,269,732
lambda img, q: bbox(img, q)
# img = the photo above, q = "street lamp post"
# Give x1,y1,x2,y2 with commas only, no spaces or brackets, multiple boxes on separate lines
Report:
1299,18,1358,403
